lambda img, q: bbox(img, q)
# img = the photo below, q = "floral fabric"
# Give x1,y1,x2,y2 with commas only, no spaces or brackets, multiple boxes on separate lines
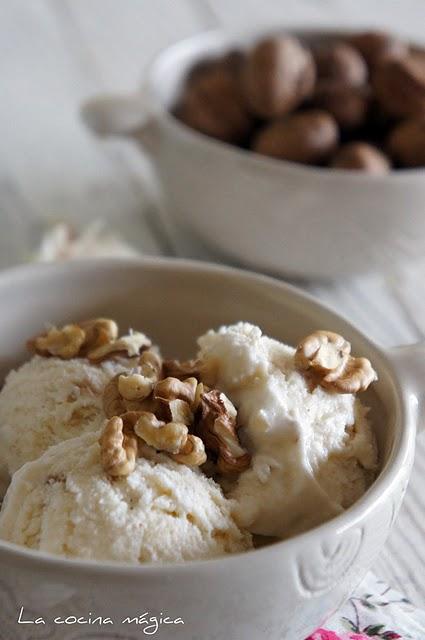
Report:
306,573,425,640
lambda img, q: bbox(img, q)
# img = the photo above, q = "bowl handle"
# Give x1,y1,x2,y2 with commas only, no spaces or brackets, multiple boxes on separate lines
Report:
388,343,425,434
81,92,157,148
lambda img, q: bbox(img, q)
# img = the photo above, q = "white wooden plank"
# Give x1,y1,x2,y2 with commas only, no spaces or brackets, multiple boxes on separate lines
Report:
374,432,425,605
0,0,210,258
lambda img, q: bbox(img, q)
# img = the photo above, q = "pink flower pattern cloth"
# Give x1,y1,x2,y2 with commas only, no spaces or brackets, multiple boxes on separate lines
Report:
306,573,425,640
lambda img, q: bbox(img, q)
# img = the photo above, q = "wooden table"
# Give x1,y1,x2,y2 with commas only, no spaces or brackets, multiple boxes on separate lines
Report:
1,0,425,606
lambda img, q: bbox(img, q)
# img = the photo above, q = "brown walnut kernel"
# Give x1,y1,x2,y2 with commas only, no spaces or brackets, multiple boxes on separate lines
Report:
102,351,163,418
154,377,198,406
295,331,377,394
88,331,152,362
28,324,86,359
79,318,119,354
195,390,251,474
162,358,204,380
134,411,189,454
103,374,126,418
99,415,138,477
28,318,150,363
322,357,377,394
118,350,162,401
170,435,207,466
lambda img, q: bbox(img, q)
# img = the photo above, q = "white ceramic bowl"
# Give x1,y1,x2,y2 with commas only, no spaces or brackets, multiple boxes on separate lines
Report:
83,28,425,280
0,257,423,640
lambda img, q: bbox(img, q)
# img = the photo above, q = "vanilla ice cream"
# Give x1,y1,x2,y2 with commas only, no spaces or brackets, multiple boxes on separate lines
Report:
0,355,134,475
198,323,377,538
0,432,252,562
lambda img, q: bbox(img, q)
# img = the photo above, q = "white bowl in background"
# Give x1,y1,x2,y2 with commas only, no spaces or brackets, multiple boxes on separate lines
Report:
0,257,423,640
82,28,425,279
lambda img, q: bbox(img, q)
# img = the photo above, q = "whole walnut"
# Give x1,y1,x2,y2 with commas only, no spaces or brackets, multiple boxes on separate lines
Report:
186,49,245,86
331,142,391,174
373,56,425,118
252,110,339,165
241,35,316,119
312,82,370,130
314,42,368,87
387,117,425,167
177,66,253,143
348,31,408,69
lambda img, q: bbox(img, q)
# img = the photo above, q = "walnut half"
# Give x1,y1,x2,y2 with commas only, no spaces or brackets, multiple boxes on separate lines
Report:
28,324,86,359
295,330,377,394
99,415,138,477
28,318,119,359
195,390,251,474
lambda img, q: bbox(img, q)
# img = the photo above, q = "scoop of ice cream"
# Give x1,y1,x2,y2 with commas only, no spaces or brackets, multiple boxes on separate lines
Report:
198,323,377,538
0,355,133,475
0,433,252,562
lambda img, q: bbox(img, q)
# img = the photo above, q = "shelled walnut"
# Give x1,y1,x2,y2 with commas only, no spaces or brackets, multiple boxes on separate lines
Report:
195,390,251,474
295,330,377,393
100,356,250,477
27,318,151,362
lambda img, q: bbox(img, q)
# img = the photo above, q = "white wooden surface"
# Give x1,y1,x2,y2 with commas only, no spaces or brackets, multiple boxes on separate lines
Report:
1,0,425,607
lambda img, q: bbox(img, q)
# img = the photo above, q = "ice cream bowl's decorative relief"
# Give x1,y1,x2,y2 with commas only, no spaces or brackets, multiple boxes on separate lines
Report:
296,527,364,597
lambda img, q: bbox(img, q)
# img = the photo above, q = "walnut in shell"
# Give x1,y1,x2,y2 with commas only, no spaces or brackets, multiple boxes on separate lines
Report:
241,35,316,119
373,56,425,118
253,110,339,164
387,117,425,167
314,42,368,87
177,66,253,144
348,31,408,69
331,142,391,174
